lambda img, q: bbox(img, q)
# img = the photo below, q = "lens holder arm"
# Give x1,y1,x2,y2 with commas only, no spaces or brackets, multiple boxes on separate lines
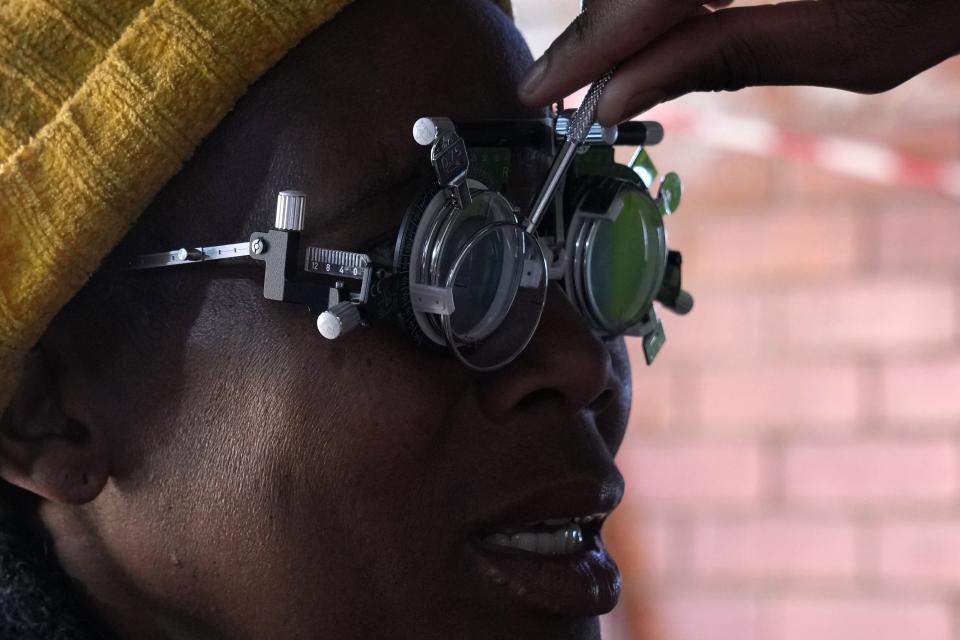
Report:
413,117,472,211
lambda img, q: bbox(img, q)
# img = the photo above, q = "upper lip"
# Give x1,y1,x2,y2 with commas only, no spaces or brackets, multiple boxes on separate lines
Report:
471,470,624,535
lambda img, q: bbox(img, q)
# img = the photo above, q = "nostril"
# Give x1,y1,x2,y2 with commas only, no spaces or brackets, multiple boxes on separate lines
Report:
514,388,565,413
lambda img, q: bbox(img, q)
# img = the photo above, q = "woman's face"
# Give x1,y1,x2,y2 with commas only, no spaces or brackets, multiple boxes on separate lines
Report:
45,1,634,638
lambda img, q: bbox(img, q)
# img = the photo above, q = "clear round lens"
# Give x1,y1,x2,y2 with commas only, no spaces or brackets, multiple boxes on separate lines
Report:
448,223,516,342
442,222,547,371
584,185,665,332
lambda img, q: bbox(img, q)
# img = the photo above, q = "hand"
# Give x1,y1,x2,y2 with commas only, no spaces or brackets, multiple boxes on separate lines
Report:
518,0,960,126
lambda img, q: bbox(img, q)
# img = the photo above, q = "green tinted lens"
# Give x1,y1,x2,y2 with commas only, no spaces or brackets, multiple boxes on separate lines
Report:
586,188,663,329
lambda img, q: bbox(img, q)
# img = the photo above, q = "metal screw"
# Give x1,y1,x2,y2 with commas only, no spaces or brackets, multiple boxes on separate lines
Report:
175,248,203,262
251,237,265,255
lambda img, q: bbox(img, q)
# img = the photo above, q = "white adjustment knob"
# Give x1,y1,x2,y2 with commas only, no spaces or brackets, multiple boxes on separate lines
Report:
317,301,361,340
412,116,456,146
275,190,306,231
412,118,440,146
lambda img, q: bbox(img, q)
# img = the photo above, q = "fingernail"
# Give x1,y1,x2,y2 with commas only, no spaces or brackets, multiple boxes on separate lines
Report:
519,56,549,99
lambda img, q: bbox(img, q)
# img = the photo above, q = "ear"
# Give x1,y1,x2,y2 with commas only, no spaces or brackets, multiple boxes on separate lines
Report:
0,349,109,505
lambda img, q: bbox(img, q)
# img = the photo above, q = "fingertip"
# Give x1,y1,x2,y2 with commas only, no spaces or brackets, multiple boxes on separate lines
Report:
596,92,624,126
518,56,550,105
517,85,547,108
596,79,633,126
596,102,622,128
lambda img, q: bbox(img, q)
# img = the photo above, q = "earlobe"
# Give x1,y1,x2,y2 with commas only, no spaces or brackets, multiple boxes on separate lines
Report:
0,350,109,505
0,430,109,505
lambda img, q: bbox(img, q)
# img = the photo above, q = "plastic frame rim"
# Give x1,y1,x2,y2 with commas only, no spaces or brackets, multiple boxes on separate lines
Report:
405,180,488,346
566,179,668,337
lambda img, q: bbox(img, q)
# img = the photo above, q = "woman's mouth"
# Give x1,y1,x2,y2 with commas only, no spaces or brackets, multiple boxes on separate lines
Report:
469,487,623,617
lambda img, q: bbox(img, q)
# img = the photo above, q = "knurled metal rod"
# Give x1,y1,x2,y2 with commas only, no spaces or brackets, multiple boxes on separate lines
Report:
525,69,614,235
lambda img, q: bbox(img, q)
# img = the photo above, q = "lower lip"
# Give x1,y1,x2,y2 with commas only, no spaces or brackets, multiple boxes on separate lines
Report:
470,534,622,617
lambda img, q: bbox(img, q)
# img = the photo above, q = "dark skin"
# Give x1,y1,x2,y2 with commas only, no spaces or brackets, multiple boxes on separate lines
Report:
518,0,960,125
0,1,633,639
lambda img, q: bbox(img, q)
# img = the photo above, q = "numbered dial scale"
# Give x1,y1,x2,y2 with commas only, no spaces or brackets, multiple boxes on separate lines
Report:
304,247,371,302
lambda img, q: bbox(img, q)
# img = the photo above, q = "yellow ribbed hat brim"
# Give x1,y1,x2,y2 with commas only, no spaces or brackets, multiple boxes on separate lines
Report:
0,0,512,410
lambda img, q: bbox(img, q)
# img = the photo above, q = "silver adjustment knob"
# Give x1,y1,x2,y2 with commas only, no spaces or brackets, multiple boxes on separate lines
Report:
275,190,306,231
412,117,456,146
413,117,440,146
317,301,361,340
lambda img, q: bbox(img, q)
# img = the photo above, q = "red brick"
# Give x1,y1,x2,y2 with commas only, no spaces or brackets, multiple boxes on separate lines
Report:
782,156,898,203
780,277,956,354
784,438,959,508
637,135,778,210
878,520,960,587
885,124,960,161
881,355,960,424
602,499,679,580
678,210,860,286
638,517,675,579
771,598,951,640
878,208,960,270
622,342,679,431
660,594,763,640
699,362,860,430
656,291,769,364
617,442,764,510
691,517,857,582
625,338,701,429
796,161,954,210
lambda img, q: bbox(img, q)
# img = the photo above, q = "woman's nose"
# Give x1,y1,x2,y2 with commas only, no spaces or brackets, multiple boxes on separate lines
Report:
475,284,614,422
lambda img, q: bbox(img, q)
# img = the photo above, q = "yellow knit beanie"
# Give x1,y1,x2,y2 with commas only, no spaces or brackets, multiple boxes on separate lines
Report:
0,0,513,411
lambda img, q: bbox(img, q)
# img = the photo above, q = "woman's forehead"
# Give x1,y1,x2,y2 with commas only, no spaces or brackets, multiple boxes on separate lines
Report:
271,4,537,247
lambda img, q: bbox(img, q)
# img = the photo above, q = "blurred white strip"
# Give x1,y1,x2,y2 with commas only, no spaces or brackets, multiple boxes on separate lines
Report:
652,105,960,200
814,137,900,183
690,113,779,156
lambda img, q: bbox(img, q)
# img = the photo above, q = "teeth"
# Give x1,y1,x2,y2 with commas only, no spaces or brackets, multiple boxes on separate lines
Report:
484,523,584,556
489,533,511,547
511,533,538,553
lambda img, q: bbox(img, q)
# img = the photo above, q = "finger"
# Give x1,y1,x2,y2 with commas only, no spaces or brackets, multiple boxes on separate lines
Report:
518,0,705,106
595,1,930,125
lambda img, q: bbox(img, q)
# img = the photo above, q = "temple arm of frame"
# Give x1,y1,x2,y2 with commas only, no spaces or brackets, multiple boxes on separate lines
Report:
121,242,251,270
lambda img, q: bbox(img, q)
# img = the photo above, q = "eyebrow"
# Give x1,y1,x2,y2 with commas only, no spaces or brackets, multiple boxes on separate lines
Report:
301,156,427,249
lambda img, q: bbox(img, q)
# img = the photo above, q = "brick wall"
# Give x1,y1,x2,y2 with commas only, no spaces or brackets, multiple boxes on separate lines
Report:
511,4,960,639
609,69,960,640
